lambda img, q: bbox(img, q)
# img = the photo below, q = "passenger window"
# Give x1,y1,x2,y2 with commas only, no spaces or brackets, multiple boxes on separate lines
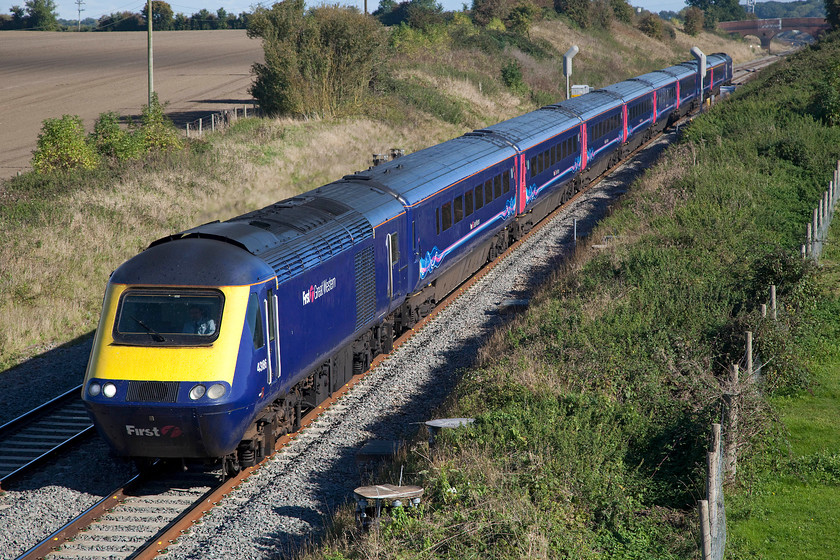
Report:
436,207,440,235
246,293,264,349
503,171,511,193
465,190,473,217
551,145,557,166
475,185,484,209
530,156,537,175
485,180,493,204
454,195,463,224
494,175,502,199
442,201,452,231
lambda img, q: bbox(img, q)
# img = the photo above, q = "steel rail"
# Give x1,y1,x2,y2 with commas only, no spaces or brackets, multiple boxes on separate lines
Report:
0,384,93,490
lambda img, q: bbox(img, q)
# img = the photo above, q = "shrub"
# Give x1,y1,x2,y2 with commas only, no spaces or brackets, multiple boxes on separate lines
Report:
683,6,703,35
248,0,386,117
610,0,633,23
591,0,613,29
89,112,144,161
138,94,183,152
32,114,99,173
506,0,539,35
472,0,514,25
501,59,527,93
638,12,663,39
554,0,590,28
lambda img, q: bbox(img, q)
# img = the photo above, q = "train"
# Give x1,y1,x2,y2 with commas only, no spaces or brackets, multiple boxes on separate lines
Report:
82,53,732,474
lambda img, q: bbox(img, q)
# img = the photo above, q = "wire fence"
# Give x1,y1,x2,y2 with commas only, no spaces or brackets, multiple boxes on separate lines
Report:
698,160,840,559
803,160,840,261
184,104,262,138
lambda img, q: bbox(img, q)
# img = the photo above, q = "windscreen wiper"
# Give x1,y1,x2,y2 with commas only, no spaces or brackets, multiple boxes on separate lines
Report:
130,316,166,342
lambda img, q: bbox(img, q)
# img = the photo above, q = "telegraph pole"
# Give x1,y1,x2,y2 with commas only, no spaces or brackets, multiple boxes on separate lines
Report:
147,1,154,107
75,0,84,31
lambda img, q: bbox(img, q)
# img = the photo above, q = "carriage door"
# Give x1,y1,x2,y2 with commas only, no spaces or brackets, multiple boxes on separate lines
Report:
263,287,280,385
386,232,401,301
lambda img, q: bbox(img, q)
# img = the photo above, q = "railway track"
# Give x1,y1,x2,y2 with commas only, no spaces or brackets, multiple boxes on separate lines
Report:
731,51,791,85
17,103,693,560
14,56,778,559
0,384,92,490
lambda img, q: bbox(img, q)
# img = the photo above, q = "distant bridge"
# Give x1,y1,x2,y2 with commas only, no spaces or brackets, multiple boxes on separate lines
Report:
718,17,830,48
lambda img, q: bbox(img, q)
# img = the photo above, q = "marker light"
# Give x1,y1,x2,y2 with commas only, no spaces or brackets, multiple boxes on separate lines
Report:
207,383,226,399
189,384,206,400
103,383,117,398
88,382,102,397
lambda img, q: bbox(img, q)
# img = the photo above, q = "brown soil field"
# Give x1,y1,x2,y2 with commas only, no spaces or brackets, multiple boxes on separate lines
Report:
0,30,263,178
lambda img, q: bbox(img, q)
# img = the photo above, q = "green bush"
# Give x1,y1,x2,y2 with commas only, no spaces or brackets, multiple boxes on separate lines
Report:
32,114,99,173
138,94,183,152
500,59,526,93
683,6,703,35
248,0,386,117
638,12,663,39
89,111,144,161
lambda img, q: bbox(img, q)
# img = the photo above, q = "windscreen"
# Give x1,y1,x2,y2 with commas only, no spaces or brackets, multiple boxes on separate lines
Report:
113,289,224,345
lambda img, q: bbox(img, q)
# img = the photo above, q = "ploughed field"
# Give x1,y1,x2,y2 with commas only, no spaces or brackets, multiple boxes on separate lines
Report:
0,30,263,178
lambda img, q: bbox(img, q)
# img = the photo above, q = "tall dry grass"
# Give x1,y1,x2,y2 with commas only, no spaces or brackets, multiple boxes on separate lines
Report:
0,116,463,370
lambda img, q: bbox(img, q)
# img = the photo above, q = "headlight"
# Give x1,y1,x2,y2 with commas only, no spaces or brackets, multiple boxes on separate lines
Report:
189,384,206,400
88,382,101,397
207,383,226,399
102,383,117,398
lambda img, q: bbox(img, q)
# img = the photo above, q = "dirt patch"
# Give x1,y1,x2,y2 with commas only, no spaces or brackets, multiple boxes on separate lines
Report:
0,30,263,178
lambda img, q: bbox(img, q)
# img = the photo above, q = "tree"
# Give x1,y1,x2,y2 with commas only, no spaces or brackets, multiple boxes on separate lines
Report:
507,0,539,35
98,11,144,31
827,0,840,29
24,0,58,30
686,0,745,27
638,11,663,38
142,1,174,30
248,0,386,116
611,0,633,23
472,0,515,26
555,0,591,28
684,6,704,35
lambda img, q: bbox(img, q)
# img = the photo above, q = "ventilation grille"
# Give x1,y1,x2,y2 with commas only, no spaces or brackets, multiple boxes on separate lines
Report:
354,246,376,330
126,381,179,403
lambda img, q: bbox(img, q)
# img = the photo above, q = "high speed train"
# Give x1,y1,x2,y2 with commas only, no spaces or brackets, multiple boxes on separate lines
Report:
82,53,732,473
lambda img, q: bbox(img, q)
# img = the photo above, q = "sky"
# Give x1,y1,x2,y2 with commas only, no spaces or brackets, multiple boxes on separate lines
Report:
5,0,697,24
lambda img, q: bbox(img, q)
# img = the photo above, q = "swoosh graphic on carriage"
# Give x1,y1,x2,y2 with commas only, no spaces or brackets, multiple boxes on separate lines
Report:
525,158,581,206
628,116,653,135
587,136,620,162
419,197,516,280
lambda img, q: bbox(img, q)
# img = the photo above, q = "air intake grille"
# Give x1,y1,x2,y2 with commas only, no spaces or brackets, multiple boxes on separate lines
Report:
354,246,376,330
126,381,180,403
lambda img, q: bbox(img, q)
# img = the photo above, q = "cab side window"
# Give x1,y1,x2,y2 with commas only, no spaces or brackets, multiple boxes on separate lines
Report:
246,293,264,349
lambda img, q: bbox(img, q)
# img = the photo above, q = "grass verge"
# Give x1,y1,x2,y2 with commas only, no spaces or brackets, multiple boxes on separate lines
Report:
302,35,840,559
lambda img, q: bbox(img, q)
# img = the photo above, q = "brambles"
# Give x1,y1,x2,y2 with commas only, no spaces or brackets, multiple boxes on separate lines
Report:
32,115,99,173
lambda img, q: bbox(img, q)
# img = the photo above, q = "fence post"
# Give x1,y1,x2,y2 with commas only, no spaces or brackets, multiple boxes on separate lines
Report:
699,500,712,560
199,118,203,136
746,331,753,380
770,285,777,321
244,105,248,118
807,222,813,257
186,122,190,138
760,304,767,318
723,364,739,484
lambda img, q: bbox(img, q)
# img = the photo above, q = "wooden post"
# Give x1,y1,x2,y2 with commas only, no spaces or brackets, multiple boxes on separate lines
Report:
211,113,216,132
186,122,190,138
699,500,712,560
771,285,777,321
746,331,753,380
723,364,739,483
707,450,718,541
199,118,202,135
801,244,806,259
807,222,813,257
760,304,767,318
244,105,248,118
813,208,819,242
